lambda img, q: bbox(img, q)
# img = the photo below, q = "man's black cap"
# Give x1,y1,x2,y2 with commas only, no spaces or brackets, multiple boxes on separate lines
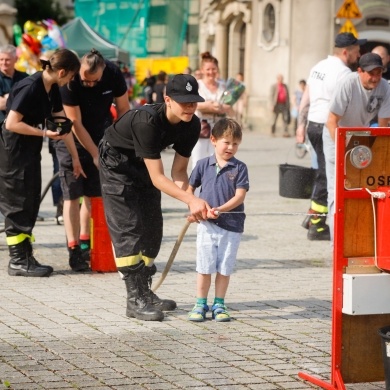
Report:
335,32,367,48
166,74,205,103
359,52,385,71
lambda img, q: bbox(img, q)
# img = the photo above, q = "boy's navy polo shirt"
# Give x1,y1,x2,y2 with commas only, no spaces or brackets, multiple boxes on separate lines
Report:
189,154,249,233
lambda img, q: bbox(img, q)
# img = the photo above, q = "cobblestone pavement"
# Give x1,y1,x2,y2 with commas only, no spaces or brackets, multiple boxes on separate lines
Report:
0,132,385,389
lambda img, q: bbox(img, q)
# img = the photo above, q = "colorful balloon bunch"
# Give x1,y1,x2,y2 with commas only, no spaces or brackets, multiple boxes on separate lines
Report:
13,19,66,74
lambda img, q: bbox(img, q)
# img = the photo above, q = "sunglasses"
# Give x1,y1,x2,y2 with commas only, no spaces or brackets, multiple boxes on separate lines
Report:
80,77,101,87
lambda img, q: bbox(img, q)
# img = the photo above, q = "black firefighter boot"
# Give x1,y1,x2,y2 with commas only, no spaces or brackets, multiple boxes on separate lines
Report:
8,239,53,277
123,262,164,321
307,215,330,241
141,264,177,311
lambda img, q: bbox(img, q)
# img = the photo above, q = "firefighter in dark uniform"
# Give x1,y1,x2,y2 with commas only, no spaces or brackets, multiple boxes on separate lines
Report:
0,48,81,277
99,74,210,321
56,49,130,272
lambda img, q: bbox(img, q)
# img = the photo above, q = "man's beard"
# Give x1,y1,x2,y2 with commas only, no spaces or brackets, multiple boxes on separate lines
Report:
349,62,359,72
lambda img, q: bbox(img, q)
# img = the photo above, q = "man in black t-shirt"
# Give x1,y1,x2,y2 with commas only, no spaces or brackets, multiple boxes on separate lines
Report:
99,74,210,321
0,44,28,123
56,49,130,272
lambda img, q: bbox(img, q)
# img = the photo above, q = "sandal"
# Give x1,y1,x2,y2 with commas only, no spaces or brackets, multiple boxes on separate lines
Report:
188,304,209,322
211,303,231,322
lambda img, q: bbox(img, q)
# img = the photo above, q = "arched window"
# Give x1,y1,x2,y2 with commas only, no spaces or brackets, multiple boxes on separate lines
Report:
263,3,275,43
258,0,280,51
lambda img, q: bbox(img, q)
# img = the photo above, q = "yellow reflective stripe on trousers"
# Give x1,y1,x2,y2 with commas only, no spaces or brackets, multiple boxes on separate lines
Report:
141,255,154,267
310,200,328,214
115,254,142,268
6,233,33,246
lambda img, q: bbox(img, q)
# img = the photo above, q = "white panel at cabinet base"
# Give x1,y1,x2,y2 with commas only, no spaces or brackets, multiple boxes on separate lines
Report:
343,273,390,315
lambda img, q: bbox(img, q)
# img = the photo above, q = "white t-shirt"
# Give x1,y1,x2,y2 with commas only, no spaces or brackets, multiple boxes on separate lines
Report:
330,72,390,126
195,79,226,127
307,55,351,124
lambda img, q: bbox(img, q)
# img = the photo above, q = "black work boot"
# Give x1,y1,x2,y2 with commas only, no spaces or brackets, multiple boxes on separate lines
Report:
24,239,54,274
8,239,53,277
307,216,330,241
302,208,317,230
122,262,164,321
141,264,177,311
69,245,90,272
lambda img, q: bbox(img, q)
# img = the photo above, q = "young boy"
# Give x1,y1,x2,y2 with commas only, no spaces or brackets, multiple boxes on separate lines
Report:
187,118,249,322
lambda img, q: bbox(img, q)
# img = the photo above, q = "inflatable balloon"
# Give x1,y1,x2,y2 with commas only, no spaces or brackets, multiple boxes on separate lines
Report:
15,43,41,74
23,21,47,42
15,18,65,74
45,19,65,48
13,24,22,46
22,33,41,55
41,35,59,53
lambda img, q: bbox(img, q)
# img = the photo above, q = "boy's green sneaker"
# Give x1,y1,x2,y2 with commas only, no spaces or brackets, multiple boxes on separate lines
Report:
188,304,209,322
211,303,231,322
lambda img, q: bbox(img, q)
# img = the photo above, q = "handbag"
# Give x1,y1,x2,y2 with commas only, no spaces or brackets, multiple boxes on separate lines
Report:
199,119,211,138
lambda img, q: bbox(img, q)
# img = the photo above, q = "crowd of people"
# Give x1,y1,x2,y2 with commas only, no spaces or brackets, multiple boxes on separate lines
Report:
296,33,390,244
0,46,249,323
1,32,389,321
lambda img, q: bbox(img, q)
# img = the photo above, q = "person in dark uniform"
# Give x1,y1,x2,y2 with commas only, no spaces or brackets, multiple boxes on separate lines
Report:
56,49,130,272
141,69,156,104
0,44,28,123
99,74,210,321
0,48,81,277
152,70,167,103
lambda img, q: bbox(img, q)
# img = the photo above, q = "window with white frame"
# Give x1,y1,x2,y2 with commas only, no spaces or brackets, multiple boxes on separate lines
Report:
258,0,280,51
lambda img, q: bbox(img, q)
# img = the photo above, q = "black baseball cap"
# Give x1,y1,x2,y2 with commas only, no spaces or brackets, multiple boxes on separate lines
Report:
335,32,367,48
359,53,385,71
166,74,205,103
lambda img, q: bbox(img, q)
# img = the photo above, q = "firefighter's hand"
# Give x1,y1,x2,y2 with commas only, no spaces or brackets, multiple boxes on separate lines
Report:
46,129,68,140
207,208,219,219
188,197,209,222
71,157,87,179
186,215,199,223
93,155,100,169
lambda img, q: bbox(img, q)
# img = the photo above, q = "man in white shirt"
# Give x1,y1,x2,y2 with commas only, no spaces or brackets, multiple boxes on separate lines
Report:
296,32,366,241
324,52,390,241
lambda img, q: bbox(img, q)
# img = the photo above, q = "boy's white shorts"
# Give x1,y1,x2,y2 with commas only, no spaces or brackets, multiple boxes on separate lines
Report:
196,220,241,276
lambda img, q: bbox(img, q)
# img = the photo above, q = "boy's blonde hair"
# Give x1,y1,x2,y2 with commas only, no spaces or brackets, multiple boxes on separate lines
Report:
212,118,242,141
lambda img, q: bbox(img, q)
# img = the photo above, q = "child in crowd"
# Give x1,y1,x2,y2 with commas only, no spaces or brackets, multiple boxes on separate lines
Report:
187,118,249,322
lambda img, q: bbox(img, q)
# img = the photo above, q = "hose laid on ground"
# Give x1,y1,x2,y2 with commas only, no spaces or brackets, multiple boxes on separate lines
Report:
152,220,191,292
151,209,330,291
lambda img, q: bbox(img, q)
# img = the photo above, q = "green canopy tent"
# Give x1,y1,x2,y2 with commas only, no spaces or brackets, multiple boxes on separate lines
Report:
61,17,129,64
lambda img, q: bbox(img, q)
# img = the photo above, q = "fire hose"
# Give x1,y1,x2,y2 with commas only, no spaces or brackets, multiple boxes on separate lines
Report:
0,177,328,291
152,220,191,292
152,209,329,291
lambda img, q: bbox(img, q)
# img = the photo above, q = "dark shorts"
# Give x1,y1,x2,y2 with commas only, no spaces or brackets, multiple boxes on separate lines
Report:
56,144,101,200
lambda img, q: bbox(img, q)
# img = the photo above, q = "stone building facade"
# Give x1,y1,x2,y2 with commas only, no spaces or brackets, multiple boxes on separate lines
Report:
2,0,390,133
198,0,390,132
